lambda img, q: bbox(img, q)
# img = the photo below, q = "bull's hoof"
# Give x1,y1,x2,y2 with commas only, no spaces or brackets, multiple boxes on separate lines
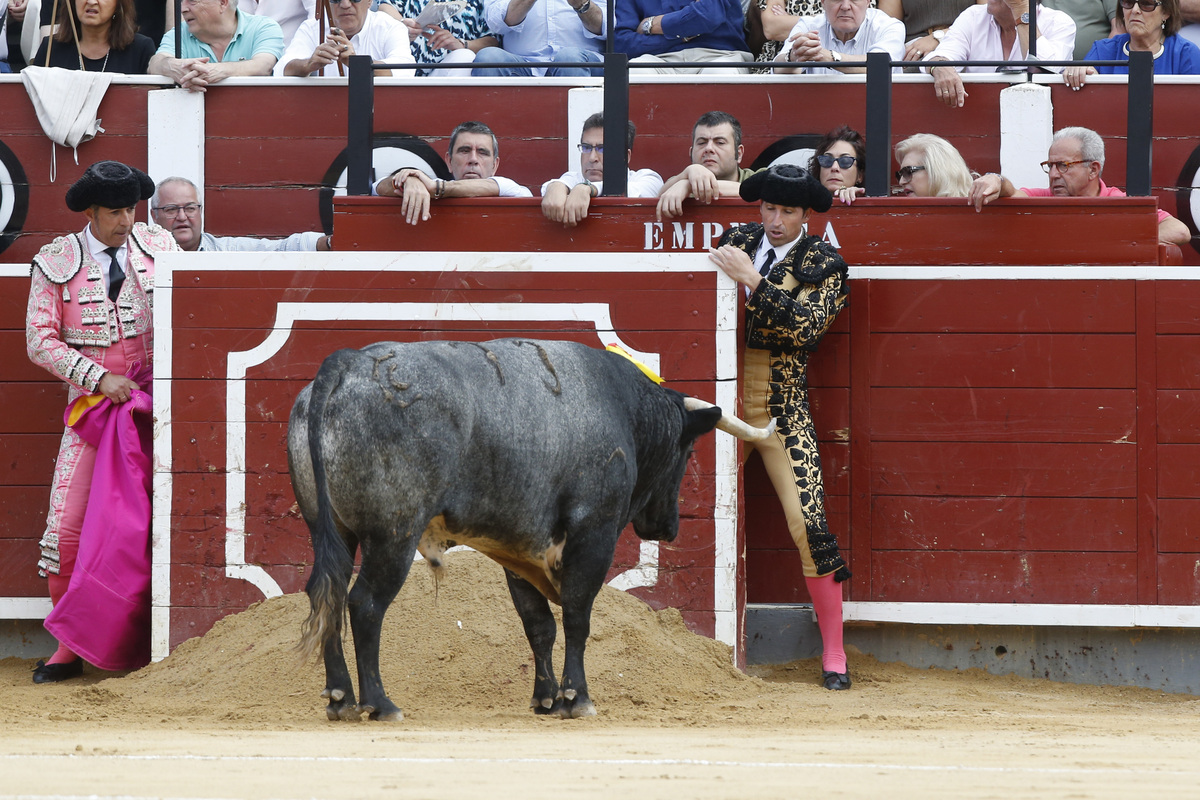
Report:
531,696,562,716
360,699,404,721
564,697,597,719
322,686,361,721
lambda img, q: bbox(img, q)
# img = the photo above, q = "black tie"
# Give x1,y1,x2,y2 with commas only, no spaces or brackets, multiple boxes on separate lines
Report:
105,246,124,302
759,248,776,278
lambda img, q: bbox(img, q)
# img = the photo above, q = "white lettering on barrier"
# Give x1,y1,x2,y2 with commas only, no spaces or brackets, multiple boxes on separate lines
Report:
643,221,838,251
671,222,694,250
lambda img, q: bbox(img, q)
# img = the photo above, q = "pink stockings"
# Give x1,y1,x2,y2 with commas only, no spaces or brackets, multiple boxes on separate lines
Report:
805,573,846,674
46,573,78,664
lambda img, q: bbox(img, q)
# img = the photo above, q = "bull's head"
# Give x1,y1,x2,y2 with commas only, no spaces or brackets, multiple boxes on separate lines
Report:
631,398,776,541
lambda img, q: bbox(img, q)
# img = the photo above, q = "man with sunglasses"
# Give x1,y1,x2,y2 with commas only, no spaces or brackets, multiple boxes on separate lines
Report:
967,126,1191,245
923,0,1077,108
151,178,332,252
540,112,663,227
276,0,413,76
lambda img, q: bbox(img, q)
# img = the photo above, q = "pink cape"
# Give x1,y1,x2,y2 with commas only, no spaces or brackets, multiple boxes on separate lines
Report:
44,367,153,671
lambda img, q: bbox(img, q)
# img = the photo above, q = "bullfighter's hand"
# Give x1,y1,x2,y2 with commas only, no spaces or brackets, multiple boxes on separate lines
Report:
98,372,141,404
708,245,762,291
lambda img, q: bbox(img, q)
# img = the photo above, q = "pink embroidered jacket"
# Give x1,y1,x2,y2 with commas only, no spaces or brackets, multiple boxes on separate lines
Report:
26,223,176,394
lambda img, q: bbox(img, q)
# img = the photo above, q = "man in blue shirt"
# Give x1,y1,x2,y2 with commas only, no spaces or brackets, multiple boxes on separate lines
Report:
614,0,752,73
149,0,284,91
472,0,605,76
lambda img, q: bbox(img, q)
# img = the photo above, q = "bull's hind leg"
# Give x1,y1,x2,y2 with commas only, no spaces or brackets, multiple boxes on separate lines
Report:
321,632,360,721
504,569,561,715
347,536,418,722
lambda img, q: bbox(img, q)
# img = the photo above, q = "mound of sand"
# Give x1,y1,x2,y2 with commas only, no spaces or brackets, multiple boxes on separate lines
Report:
72,550,767,725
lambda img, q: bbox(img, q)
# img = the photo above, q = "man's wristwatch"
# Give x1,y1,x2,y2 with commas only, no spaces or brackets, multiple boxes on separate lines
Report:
830,49,842,62
575,0,590,12
1018,11,1030,24
641,17,653,34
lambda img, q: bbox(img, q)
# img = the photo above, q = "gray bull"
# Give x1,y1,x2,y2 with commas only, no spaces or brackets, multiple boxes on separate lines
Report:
289,338,771,720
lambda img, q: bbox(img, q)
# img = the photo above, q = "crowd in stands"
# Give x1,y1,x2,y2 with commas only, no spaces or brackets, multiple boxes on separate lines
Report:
5,0,1200,77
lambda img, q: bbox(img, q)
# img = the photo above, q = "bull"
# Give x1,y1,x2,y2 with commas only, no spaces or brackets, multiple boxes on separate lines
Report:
289,338,772,720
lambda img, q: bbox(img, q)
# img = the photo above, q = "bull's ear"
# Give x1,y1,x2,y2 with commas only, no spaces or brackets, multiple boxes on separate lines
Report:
681,405,723,443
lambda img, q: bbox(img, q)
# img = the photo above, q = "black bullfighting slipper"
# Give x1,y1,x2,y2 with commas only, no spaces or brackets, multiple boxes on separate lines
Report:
32,658,84,684
822,670,851,691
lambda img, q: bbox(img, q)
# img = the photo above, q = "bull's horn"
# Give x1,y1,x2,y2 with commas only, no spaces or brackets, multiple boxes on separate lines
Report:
683,397,777,442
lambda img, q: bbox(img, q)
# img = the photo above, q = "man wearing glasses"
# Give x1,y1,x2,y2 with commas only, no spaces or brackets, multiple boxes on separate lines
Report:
967,126,1191,245
151,178,332,251
923,0,1077,107
540,112,663,227
276,0,413,76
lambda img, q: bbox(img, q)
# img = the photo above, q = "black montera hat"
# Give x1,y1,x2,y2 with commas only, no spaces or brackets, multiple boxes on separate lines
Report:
65,161,156,213
740,164,833,213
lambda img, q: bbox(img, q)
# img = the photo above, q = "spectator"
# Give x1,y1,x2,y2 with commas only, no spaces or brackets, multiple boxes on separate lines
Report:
276,0,412,76
541,113,663,227
376,0,497,77
151,177,332,251
613,0,752,74
708,164,853,691
472,0,605,76
924,1,1076,108
967,125,1191,245
26,161,178,683
656,110,755,221
375,120,533,225
4,0,35,72
33,0,155,73
239,0,315,47
149,0,284,91
876,0,983,61
748,0,821,65
810,124,866,204
773,0,905,74
894,133,973,197
40,0,171,51
1043,0,1122,59
1063,0,1200,89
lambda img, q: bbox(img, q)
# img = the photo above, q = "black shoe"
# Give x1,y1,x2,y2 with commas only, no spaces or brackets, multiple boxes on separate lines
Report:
822,670,851,691
32,658,84,684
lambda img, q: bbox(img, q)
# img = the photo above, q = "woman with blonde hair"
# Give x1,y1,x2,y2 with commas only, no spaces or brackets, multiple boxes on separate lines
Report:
893,133,973,197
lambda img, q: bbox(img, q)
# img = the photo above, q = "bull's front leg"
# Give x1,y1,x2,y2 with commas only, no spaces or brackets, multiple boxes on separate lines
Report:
557,542,615,719
504,569,561,715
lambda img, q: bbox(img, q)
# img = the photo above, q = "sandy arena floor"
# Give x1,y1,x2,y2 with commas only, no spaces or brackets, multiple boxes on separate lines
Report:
3,551,1199,800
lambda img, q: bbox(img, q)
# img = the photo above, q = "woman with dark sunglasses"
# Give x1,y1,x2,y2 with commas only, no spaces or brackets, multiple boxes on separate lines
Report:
893,133,974,197
1064,0,1200,89
808,125,866,205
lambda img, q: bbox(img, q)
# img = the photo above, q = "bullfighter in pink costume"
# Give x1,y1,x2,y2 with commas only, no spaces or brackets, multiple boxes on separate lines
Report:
25,161,177,683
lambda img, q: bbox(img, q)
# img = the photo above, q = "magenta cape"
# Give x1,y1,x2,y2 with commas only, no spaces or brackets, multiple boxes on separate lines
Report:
44,367,153,671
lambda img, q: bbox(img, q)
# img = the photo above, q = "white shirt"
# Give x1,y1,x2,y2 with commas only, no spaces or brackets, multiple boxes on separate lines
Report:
923,4,1076,73
275,10,414,76
540,168,664,199
370,174,533,197
82,225,126,298
240,0,317,46
747,232,802,298
774,8,904,74
199,231,322,251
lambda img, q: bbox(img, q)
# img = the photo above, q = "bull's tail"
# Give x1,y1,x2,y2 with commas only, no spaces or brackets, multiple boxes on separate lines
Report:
297,349,359,663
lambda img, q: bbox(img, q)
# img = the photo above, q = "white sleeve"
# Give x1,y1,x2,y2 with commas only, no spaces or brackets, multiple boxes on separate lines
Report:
376,13,416,64
1033,11,1077,71
868,10,905,59
275,17,319,75
627,169,664,198
493,176,534,198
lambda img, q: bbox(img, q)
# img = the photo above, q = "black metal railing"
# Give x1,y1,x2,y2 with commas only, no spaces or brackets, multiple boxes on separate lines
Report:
344,49,1158,200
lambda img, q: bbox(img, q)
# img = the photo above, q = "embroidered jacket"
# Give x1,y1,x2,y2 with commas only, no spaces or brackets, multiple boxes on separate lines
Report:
721,222,851,580
27,222,176,393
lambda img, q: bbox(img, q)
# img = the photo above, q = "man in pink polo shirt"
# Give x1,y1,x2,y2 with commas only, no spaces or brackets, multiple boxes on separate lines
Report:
968,126,1192,246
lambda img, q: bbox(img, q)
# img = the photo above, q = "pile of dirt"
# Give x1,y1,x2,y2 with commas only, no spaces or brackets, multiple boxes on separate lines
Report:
61,550,767,725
